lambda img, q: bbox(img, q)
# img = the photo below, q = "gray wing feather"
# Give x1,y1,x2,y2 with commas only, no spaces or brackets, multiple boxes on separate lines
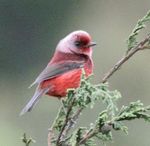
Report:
29,61,84,88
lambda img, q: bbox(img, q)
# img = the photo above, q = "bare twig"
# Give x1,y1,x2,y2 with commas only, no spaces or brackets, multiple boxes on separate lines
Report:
102,35,150,83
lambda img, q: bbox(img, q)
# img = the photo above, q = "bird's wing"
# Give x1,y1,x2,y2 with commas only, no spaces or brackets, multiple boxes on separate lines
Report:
29,60,84,88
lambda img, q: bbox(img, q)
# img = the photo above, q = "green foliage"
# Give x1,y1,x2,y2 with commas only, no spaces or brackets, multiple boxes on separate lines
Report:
21,133,35,146
115,100,150,122
127,10,150,53
69,127,88,146
49,74,150,146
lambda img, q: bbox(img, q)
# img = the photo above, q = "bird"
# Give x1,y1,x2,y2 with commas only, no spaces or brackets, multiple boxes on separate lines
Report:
20,30,96,115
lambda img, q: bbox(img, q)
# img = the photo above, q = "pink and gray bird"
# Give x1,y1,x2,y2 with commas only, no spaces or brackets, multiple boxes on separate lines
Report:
20,30,96,115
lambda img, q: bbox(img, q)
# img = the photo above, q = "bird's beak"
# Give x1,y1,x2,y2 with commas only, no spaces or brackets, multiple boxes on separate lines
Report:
87,42,97,47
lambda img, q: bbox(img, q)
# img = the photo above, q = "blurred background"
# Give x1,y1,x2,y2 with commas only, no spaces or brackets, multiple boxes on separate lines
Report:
1,0,150,145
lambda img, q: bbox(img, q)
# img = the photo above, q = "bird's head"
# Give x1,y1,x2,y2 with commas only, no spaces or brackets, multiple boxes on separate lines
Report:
57,30,96,57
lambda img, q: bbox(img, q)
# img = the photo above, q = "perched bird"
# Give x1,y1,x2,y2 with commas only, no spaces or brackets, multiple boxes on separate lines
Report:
20,30,96,115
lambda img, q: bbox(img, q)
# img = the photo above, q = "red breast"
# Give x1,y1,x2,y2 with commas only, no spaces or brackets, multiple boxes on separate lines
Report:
40,51,93,97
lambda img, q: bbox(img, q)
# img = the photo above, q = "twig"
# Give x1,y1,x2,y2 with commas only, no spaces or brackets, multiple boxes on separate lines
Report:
77,128,96,145
62,108,83,137
48,107,64,146
59,107,84,144
48,96,83,146
78,130,97,145
77,100,150,145
56,98,76,145
102,35,150,83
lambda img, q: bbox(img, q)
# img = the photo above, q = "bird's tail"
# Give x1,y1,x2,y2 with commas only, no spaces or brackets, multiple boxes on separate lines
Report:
20,87,50,116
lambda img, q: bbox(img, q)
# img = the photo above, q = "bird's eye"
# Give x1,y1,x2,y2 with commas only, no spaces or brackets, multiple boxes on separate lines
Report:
75,41,82,47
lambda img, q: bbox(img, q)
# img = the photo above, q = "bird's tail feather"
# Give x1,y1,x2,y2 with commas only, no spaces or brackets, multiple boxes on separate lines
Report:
20,87,50,116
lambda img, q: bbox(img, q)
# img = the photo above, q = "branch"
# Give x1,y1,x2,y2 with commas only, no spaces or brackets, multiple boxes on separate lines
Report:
78,101,150,145
102,35,150,83
61,107,83,138
56,98,76,145
77,129,97,145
